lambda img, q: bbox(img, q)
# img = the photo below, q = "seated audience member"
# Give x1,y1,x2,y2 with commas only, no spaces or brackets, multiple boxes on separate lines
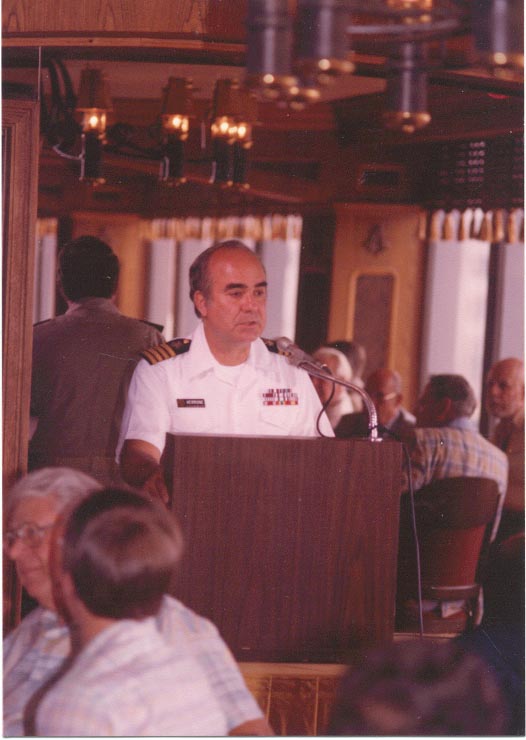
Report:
33,487,227,736
3,468,270,737
311,347,354,429
485,358,525,541
327,639,509,735
402,374,508,541
336,368,415,438
397,376,509,629
327,339,367,412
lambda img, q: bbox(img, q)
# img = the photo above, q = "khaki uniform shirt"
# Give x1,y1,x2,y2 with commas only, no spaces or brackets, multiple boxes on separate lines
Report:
29,297,163,483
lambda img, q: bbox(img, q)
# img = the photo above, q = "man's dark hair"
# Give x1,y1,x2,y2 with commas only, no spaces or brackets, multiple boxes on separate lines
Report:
62,488,183,620
328,640,508,736
427,374,477,418
189,240,261,318
58,236,120,301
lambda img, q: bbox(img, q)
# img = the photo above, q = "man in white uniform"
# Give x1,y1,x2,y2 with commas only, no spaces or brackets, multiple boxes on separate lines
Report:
118,241,333,499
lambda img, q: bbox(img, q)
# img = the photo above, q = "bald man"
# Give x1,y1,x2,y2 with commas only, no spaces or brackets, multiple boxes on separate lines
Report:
486,358,525,540
335,368,415,439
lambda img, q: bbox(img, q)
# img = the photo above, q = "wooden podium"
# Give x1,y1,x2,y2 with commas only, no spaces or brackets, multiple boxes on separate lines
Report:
164,435,402,662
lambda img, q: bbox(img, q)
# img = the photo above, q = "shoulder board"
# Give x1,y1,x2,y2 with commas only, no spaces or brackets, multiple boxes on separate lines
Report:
140,318,164,333
262,338,288,356
141,338,191,365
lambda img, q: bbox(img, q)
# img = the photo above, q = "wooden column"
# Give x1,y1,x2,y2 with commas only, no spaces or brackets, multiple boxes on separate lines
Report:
3,98,40,633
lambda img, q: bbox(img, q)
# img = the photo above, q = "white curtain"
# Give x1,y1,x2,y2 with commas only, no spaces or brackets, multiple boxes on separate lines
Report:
420,208,524,243
259,215,302,340
419,209,524,423
420,238,491,423
146,236,177,339
33,219,58,323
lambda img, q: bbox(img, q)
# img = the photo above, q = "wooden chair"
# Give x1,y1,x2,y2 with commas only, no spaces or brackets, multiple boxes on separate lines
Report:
396,477,500,634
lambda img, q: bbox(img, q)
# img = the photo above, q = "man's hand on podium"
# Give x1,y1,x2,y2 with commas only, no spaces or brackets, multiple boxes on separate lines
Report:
142,468,170,507
120,439,169,507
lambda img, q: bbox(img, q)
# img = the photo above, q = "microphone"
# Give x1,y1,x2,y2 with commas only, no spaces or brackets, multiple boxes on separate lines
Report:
275,336,380,441
275,337,328,370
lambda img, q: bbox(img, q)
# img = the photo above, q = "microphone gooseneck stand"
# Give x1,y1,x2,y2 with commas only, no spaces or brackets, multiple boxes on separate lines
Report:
295,360,381,442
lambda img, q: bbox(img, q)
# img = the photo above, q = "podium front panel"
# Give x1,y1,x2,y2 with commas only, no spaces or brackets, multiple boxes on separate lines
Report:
164,435,402,662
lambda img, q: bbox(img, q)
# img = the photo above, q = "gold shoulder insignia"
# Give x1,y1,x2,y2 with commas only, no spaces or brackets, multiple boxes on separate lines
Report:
140,338,191,365
262,338,288,356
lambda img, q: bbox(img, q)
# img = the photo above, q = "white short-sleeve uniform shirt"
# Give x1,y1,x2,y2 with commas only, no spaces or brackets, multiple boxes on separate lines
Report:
117,322,333,457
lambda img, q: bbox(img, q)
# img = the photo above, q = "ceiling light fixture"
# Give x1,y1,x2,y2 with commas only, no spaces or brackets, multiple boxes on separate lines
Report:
472,0,524,79
44,61,261,189
210,79,258,187
159,77,194,184
75,67,112,183
383,42,431,133
295,0,355,86
245,0,523,131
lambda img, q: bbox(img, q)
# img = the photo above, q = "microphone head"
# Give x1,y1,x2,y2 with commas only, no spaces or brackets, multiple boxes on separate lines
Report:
274,337,306,367
275,336,294,354
273,337,332,373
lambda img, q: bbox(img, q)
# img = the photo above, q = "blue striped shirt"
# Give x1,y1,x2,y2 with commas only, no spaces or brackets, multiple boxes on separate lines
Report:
4,595,262,736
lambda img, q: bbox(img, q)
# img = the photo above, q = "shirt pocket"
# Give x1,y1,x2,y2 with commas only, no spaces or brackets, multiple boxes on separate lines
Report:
259,403,299,434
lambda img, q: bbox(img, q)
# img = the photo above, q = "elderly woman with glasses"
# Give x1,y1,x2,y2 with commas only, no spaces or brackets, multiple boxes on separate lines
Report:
3,467,101,615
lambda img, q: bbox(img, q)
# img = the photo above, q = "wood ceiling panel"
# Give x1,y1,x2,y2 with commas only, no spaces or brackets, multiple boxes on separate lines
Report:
2,0,244,38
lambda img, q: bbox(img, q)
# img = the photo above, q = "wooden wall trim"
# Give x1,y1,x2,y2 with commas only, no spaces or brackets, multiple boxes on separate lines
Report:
2,98,40,634
2,99,40,489
2,0,246,43
2,36,245,55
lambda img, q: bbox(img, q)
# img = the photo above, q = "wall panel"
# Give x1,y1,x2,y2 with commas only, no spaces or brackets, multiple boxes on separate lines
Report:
329,204,425,410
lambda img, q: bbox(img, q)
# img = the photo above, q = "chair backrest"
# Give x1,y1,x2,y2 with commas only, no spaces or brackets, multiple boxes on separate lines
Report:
398,477,500,594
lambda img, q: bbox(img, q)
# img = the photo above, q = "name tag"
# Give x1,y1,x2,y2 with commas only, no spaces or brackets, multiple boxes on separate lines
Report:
177,398,206,408
262,388,299,406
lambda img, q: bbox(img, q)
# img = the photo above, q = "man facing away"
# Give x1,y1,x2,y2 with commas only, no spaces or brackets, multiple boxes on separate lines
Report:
335,367,415,439
485,357,525,541
397,376,509,626
118,240,333,498
30,236,163,485
402,374,508,542
3,468,271,736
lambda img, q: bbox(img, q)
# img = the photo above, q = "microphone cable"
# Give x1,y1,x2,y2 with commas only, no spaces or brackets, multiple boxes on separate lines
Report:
377,425,424,637
315,366,336,438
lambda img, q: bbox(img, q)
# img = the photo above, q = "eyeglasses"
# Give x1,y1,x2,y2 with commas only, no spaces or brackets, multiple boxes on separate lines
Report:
369,391,398,403
4,522,54,552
